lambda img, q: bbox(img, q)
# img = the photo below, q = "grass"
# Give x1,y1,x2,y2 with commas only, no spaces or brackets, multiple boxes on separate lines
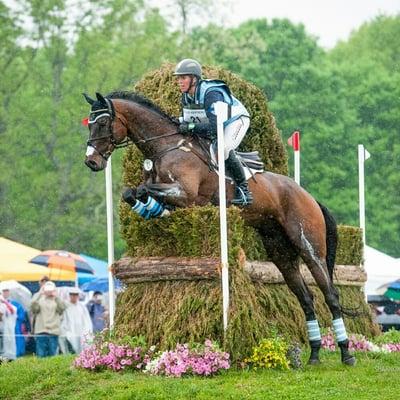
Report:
1,351,399,400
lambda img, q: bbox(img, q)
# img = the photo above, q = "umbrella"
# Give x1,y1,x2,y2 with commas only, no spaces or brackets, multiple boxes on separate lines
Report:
80,277,122,293
0,280,32,310
30,250,94,274
383,287,400,301
77,254,109,286
376,279,400,295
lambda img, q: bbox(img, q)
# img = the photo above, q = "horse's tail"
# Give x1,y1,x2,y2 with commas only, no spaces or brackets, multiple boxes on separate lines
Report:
318,201,366,318
317,201,337,281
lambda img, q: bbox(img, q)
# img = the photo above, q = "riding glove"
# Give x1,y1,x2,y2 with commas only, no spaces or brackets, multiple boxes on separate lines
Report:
179,122,195,134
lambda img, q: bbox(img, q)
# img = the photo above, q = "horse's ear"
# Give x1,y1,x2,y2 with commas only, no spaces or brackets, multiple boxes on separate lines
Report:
96,92,107,104
83,93,95,105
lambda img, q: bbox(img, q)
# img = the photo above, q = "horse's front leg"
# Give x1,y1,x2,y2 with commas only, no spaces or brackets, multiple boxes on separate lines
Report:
142,182,192,208
122,181,193,220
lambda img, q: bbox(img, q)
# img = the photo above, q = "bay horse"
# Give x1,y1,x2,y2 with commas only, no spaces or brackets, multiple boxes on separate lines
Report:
83,91,355,365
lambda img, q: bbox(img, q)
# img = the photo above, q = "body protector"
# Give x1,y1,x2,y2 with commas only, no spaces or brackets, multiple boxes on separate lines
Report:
181,80,249,128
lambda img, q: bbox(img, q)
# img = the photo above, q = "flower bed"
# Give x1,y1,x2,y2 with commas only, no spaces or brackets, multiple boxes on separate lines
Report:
74,336,230,377
321,328,400,353
74,329,400,377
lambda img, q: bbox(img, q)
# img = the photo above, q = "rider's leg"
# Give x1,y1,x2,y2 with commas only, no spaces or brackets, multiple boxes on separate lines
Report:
225,150,253,205
224,116,252,206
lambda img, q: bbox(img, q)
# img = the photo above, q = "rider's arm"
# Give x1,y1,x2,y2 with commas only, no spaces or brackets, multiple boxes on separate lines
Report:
192,90,224,138
179,90,224,138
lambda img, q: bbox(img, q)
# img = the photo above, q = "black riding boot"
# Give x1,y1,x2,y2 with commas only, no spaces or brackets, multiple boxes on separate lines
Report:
226,150,253,206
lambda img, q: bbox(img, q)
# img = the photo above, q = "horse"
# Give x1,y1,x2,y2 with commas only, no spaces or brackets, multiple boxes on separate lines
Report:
83,90,356,365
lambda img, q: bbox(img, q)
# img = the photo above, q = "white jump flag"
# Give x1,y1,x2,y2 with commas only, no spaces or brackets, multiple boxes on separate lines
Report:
358,144,371,246
288,130,300,185
215,101,230,333
105,156,115,328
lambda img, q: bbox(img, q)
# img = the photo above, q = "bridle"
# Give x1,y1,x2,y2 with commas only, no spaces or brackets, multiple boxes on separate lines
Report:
86,97,180,161
86,97,133,161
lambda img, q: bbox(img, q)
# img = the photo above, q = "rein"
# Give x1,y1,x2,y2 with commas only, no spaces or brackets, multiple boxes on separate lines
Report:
86,97,210,168
87,99,180,161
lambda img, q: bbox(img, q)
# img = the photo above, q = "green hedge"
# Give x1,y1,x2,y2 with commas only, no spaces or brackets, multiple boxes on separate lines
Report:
120,204,362,266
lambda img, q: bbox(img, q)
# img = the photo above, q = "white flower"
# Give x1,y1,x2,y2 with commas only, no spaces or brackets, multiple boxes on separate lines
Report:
144,357,160,374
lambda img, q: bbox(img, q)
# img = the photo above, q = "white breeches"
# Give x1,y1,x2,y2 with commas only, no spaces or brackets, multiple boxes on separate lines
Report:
223,116,250,159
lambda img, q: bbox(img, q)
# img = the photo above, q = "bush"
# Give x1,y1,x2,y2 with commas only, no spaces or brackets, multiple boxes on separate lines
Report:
373,328,400,346
245,337,290,370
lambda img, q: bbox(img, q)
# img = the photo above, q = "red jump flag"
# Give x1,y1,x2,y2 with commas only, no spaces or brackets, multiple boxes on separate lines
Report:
288,130,300,151
82,117,89,126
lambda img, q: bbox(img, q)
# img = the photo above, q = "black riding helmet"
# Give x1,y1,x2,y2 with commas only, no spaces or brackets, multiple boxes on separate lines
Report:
173,59,202,93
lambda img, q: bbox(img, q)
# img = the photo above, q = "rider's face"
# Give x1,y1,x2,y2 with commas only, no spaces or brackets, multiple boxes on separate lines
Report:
176,75,196,95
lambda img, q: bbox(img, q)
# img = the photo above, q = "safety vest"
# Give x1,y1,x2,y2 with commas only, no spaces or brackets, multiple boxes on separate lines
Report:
182,80,249,126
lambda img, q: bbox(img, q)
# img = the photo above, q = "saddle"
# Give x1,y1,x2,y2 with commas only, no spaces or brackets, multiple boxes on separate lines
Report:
209,142,264,181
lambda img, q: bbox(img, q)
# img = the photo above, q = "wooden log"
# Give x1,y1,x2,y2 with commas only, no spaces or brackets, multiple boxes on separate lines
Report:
112,256,367,286
113,256,220,283
245,261,367,286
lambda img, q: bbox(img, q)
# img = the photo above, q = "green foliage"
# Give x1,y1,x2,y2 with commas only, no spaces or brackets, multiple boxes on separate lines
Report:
120,201,362,265
373,328,400,346
189,15,400,257
1,2,399,261
0,0,178,258
336,225,363,265
245,337,290,370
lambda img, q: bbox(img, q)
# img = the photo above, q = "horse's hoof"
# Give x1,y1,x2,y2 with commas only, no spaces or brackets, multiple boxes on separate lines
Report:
342,356,356,366
307,358,321,366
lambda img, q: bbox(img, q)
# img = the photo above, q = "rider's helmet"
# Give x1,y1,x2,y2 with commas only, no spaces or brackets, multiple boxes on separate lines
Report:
173,59,202,79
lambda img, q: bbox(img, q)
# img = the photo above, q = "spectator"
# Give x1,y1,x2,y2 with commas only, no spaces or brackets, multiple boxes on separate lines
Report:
31,276,50,303
0,293,17,360
60,287,92,354
30,275,50,329
2,286,26,357
30,281,66,357
86,291,106,333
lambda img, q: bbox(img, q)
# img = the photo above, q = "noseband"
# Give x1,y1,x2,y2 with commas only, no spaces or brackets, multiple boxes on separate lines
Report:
86,98,134,161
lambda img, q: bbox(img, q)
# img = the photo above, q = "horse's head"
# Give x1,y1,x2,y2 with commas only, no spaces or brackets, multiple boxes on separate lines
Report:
83,92,128,171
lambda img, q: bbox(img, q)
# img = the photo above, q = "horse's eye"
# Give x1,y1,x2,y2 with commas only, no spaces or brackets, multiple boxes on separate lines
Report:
98,117,108,125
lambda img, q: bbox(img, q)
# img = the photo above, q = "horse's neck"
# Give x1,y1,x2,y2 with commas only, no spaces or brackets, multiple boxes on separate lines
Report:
123,102,179,156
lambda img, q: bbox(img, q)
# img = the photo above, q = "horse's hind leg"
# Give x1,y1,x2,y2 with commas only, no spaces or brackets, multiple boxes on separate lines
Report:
289,221,356,366
259,222,322,365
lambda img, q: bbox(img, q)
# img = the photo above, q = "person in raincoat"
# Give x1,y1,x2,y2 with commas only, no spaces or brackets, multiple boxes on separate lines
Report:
60,287,92,354
86,291,106,333
30,281,66,357
1,286,26,357
0,293,17,360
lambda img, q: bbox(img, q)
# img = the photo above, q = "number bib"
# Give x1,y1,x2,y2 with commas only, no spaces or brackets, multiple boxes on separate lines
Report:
182,108,208,124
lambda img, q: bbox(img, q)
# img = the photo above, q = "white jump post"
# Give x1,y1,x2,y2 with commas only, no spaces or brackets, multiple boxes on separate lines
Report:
105,156,115,328
358,144,371,246
215,101,230,332
288,130,300,185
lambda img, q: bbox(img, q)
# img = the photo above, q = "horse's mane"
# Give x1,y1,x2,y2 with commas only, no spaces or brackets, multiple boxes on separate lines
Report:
106,91,177,124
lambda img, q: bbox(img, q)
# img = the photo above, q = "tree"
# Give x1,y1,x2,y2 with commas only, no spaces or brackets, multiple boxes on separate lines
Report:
0,0,179,258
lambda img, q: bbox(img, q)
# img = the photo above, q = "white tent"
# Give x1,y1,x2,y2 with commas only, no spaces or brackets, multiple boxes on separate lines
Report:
364,245,400,295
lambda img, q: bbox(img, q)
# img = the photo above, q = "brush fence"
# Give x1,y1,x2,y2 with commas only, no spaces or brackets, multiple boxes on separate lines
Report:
113,256,366,286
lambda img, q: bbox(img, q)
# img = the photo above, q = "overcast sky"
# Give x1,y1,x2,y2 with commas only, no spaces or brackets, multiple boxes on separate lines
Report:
227,0,400,48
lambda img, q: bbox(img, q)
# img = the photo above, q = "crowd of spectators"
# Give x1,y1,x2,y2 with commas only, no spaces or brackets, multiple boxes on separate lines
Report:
0,276,106,361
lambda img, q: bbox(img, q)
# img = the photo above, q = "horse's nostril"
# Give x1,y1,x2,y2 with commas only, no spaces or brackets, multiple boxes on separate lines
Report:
85,159,98,170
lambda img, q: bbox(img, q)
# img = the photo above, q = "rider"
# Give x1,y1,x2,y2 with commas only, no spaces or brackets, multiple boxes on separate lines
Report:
173,58,253,206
